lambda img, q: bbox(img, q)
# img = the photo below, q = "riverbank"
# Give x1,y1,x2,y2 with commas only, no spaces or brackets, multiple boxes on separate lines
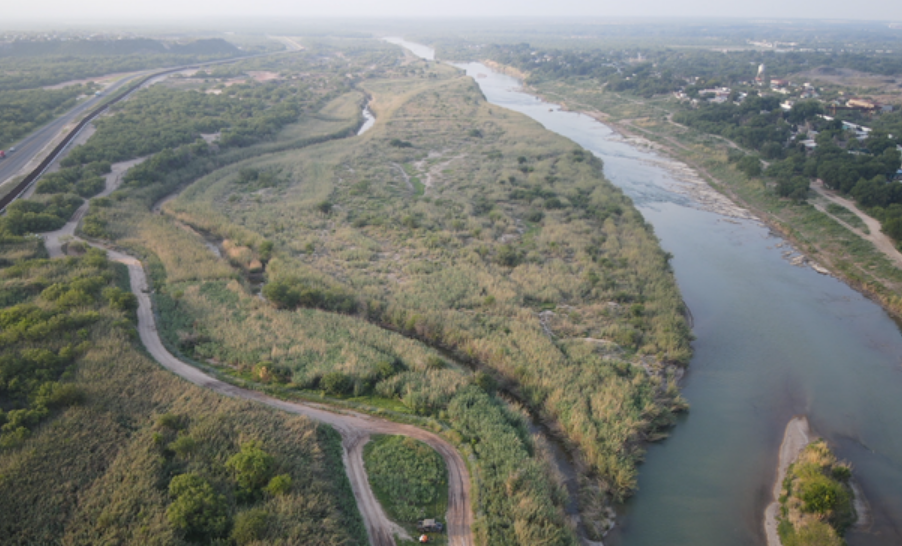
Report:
525,81,902,320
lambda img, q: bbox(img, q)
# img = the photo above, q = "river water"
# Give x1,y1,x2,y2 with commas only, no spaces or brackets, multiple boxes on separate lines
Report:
387,39,902,545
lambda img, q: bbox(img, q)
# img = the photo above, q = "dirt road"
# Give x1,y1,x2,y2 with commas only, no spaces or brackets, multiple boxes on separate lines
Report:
117,250,473,545
41,176,474,546
43,157,147,258
810,179,902,269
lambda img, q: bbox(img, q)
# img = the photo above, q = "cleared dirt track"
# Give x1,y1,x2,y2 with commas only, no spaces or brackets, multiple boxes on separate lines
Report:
811,179,902,269
39,178,473,546
61,242,474,546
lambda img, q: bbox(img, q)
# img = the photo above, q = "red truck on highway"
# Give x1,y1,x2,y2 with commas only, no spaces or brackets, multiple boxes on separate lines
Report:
0,150,6,159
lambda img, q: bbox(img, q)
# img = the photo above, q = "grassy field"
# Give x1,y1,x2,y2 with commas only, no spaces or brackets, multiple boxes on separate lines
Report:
531,78,902,313
0,236,367,546
825,203,870,234
363,434,449,544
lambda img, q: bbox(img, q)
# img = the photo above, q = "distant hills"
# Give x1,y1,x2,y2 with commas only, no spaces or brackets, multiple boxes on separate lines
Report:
0,37,239,57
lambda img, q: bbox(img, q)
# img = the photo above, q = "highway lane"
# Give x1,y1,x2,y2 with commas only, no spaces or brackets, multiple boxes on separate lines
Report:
0,42,295,194
0,70,154,187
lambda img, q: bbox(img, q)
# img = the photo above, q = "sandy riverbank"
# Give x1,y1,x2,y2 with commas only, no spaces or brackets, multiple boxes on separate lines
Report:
547,103,842,279
764,416,812,546
578,110,758,220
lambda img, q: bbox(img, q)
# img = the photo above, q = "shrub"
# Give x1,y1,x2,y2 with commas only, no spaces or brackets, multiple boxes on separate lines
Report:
801,478,840,514
166,473,230,540
265,474,292,496
321,371,353,395
168,434,198,459
231,508,268,545
158,412,185,430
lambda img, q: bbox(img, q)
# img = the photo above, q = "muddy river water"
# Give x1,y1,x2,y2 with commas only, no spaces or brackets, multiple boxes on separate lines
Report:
388,38,902,545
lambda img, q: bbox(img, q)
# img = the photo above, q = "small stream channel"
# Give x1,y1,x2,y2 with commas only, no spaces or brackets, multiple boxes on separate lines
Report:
358,103,376,136
387,37,902,546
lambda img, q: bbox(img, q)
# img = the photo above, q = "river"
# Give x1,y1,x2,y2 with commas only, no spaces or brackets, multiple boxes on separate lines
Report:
386,38,902,545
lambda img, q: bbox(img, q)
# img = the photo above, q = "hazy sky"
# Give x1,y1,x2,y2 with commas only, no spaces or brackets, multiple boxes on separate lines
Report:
7,0,902,23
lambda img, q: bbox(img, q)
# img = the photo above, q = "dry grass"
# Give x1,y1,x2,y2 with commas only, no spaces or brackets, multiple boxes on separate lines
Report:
84,42,691,542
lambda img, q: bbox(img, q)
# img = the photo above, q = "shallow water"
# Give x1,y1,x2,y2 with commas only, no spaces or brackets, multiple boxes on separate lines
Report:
388,38,902,545
358,105,375,135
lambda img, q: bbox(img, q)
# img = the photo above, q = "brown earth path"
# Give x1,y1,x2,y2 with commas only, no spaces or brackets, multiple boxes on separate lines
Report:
810,179,902,269
40,163,474,546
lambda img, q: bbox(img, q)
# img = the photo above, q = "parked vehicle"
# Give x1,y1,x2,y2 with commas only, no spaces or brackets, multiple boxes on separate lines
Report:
416,519,443,533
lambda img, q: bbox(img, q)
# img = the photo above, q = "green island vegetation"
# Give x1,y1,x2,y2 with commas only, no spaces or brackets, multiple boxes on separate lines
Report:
0,235,366,545
363,435,448,542
439,34,902,312
778,439,857,546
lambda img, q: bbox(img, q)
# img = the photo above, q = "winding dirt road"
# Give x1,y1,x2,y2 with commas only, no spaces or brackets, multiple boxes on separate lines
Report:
41,164,474,546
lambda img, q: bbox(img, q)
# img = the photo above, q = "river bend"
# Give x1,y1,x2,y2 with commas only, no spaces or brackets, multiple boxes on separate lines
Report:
388,37,902,546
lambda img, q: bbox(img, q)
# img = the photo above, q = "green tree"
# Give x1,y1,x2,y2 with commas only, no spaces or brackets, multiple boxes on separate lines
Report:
166,473,230,540
226,441,275,500
788,100,824,124
258,240,274,263
737,155,763,177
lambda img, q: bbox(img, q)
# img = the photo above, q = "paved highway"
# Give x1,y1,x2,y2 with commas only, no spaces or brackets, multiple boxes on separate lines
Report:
0,44,290,195
0,70,155,188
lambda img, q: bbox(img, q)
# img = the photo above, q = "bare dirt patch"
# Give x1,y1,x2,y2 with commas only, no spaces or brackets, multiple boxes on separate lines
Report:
247,71,281,83
412,150,464,194
793,67,902,103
